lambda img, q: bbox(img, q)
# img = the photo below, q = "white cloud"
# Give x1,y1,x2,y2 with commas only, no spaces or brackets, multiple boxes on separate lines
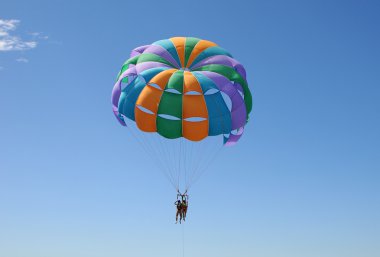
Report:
29,32,48,40
29,32,40,36
0,19,19,32
0,19,37,51
16,57,28,63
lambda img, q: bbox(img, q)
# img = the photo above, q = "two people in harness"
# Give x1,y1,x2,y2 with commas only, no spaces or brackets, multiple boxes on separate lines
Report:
175,191,188,224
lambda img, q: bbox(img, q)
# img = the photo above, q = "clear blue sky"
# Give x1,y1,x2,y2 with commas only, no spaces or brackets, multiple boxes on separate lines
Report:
1,0,379,256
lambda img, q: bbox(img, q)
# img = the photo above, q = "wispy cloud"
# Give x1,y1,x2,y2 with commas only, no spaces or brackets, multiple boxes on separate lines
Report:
16,57,29,63
29,32,49,40
0,19,37,51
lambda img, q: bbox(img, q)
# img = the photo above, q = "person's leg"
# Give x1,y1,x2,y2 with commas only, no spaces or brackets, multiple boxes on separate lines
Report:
176,210,179,223
183,207,187,220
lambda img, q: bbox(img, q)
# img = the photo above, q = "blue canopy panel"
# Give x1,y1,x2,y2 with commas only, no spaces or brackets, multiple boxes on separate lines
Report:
153,39,182,68
118,67,168,121
192,71,232,136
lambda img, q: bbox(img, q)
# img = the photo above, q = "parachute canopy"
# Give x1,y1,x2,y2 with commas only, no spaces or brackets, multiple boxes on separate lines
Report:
112,37,252,146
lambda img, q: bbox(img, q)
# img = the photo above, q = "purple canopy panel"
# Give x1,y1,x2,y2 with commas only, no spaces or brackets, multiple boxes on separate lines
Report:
111,79,126,126
198,71,247,130
235,64,246,80
234,82,244,94
135,61,171,74
192,55,247,80
111,65,138,126
144,44,180,68
130,45,150,58
224,127,244,146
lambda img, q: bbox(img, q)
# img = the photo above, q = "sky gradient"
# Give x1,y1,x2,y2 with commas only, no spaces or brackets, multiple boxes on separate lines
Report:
1,0,379,257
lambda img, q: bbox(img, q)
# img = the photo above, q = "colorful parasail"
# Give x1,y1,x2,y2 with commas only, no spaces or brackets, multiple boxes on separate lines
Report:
112,37,252,192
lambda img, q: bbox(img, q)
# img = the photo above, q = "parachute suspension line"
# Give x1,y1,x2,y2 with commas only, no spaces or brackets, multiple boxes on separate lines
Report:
160,136,179,190
141,131,178,189
156,134,178,191
176,139,180,190
185,140,204,190
169,138,178,188
188,140,193,189
126,124,177,190
183,140,189,191
186,140,204,189
184,142,190,190
193,122,224,187
186,137,209,190
168,137,180,191
117,84,176,188
183,139,186,192
156,133,180,191
186,140,194,190
186,139,219,191
170,138,178,190
184,138,188,192
135,129,177,189
188,145,224,191
145,134,165,183
178,138,183,191
190,139,200,189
